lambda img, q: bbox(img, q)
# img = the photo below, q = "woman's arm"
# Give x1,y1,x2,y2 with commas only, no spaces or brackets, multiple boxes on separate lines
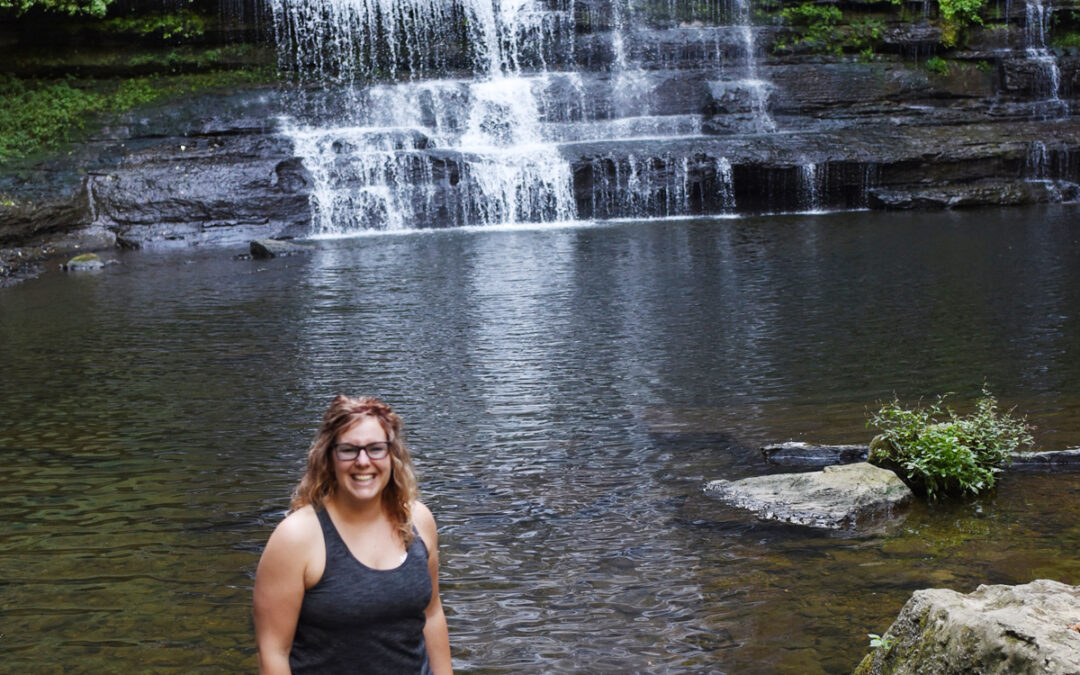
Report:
415,501,452,675
253,508,319,675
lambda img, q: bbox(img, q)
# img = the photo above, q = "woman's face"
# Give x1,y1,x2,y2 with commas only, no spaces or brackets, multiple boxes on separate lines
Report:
331,415,392,506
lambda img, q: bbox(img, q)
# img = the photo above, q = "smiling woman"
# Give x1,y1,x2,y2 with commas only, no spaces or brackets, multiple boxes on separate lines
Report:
253,395,452,675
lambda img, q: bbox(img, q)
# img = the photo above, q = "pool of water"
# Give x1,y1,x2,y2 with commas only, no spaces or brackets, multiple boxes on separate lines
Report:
2,206,1079,672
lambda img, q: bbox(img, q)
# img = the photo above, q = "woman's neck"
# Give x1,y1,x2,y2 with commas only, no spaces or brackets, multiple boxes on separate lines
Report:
327,491,386,526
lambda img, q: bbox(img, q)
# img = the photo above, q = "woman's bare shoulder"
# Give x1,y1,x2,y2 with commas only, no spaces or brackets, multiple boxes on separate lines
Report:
267,505,322,552
412,500,438,542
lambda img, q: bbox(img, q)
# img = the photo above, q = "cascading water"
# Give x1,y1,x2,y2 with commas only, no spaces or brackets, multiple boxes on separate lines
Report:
270,0,577,233
1023,0,1068,118
799,163,821,212
270,0,779,233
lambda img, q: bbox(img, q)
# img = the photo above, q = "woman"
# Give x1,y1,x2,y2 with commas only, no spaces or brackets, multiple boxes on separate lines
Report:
254,395,452,674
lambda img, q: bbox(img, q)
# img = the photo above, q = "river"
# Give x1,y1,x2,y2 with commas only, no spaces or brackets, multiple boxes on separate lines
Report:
2,206,1079,672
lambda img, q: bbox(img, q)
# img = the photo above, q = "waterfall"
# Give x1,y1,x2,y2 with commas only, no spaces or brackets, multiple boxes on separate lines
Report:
729,0,776,133
1026,140,1049,178
269,0,783,233
715,157,736,212
1023,0,1068,118
799,163,821,212
610,0,652,118
271,0,577,233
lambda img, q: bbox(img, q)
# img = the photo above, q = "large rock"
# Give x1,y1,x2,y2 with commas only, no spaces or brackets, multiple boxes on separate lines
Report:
704,462,913,529
854,579,1080,674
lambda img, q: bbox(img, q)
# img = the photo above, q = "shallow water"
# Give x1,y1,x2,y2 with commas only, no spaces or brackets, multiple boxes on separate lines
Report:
2,206,1079,672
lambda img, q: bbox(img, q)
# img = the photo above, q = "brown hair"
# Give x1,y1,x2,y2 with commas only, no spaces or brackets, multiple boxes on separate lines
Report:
291,395,419,546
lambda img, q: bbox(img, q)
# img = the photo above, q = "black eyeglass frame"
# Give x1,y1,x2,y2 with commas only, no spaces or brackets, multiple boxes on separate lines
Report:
332,442,392,461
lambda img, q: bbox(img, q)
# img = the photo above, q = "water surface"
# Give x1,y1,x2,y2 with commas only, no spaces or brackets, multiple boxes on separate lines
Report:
2,206,1079,672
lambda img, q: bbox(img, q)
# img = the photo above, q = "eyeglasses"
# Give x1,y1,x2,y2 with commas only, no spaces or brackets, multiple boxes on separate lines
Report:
333,441,391,461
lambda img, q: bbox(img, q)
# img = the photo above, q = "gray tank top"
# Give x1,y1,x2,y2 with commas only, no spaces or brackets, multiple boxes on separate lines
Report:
289,508,433,674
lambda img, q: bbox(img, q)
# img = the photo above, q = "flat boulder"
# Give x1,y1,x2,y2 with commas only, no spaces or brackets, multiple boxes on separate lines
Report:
854,579,1080,674
250,238,314,259
704,462,913,529
761,441,869,467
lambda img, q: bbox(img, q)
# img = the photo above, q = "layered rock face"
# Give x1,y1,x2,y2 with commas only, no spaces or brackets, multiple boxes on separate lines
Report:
1,0,1079,250
854,579,1080,674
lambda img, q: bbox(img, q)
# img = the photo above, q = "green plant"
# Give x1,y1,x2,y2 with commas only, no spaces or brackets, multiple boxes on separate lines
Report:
938,0,985,26
0,69,278,164
780,2,844,54
936,0,986,46
847,17,886,52
0,0,112,16
102,9,206,40
924,56,951,75
867,387,1034,501
868,633,894,649
1052,32,1080,49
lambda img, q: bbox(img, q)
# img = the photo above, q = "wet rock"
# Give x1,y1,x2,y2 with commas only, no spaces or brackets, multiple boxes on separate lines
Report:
1009,448,1080,473
761,442,869,467
88,132,313,248
704,462,913,529
853,579,1080,675
63,253,104,271
867,179,1080,209
0,185,92,245
250,238,313,259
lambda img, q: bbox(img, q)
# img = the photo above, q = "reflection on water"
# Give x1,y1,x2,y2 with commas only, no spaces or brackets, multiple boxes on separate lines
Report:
1,206,1079,672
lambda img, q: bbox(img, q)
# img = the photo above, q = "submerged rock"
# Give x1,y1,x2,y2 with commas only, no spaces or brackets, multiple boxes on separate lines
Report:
853,579,1080,675
761,442,869,467
63,253,104,271
1009,448,1080,472
250,238,313,259
704,462,913,529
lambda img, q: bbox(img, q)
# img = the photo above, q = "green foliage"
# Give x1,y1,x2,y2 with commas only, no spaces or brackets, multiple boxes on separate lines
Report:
924,55,951,75
777,3,886,55
781,2,844,53
867,387,1034,501
0,69,277,163
847,17,886,52
0,0,112,16
938,0,985,26
0,75,99,160
936,0,986,47
868,633,894,650
102,9,205,40
1052,31,1080,48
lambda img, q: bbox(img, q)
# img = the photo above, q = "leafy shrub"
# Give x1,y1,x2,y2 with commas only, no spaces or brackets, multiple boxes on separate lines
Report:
867,388,1033,501
777,3,886,55
780,2,844,54
924,56,951,75
0,0,113,16
102,10,206,40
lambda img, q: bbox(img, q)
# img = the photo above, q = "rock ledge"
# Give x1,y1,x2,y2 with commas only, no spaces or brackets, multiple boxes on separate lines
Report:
854,579,1080,675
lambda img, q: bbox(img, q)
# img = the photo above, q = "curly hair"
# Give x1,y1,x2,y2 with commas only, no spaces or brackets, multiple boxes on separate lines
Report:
291,395,419,546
